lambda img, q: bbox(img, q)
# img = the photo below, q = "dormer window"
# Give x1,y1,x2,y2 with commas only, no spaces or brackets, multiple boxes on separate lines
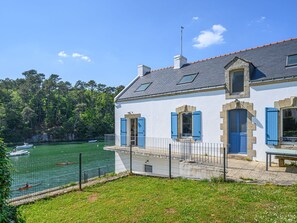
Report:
287,54,297,66
224,57,253,99
231,70,244,94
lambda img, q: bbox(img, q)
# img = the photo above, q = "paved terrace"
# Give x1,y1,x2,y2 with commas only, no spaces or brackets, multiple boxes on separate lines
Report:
228,159,297,185
105,145,297,185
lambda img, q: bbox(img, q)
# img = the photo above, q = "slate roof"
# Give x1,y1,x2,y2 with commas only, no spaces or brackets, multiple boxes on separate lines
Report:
117,38,297,102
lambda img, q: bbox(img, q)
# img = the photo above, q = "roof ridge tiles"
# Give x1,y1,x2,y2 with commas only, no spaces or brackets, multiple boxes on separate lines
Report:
149,37,297,73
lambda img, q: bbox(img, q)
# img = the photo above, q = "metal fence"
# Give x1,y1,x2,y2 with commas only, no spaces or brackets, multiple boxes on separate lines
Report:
104,134,228,180
8,141,115,204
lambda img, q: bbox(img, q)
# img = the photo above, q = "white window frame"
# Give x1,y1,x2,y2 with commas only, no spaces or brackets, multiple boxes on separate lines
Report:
286,54,297,67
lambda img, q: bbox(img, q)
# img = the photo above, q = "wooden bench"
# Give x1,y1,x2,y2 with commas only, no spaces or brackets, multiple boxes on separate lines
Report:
266,148,297,171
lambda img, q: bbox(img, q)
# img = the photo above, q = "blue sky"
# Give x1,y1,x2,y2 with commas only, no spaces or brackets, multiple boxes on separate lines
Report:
1,0,297,87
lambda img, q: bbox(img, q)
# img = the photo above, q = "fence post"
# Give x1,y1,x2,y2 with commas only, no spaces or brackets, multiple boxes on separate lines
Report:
223,147,226,182
79,153,82,190
130,144,132,174
169,144,172,179
98,167,101,178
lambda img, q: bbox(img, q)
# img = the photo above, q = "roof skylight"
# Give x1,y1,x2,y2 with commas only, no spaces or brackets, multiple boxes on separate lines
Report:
177,73,198,85
135,82,152,92
287,54,297,66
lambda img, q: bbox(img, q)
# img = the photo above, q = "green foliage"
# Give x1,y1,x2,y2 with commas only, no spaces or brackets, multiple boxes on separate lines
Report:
0,139,24,222
0,70,125,143
210,176,225,182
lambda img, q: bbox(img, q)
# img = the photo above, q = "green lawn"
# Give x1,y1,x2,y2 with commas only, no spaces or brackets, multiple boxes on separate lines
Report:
20,176,297,223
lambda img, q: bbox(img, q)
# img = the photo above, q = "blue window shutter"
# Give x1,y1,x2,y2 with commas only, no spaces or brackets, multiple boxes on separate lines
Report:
265,108,279,145
120,118,127,146
138,117,145,148
193,111,202,140
171,112,178,139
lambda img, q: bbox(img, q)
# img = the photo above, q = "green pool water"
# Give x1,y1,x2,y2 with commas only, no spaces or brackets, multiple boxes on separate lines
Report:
9,142,114,198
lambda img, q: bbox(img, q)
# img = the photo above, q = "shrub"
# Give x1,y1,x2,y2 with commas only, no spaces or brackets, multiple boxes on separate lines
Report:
0,139,24,223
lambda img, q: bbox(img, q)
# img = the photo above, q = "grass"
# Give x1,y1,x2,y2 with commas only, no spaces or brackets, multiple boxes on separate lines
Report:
19,176,297,223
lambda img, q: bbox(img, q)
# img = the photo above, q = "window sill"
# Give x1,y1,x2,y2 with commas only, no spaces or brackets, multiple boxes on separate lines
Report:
279,144,297,149
230,92,244,95
225,91,250,99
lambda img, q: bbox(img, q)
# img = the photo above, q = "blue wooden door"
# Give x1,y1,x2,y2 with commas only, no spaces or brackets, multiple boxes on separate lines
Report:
228,109,247,154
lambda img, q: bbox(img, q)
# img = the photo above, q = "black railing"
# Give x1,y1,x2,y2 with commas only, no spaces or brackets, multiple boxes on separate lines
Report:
104,134,227,167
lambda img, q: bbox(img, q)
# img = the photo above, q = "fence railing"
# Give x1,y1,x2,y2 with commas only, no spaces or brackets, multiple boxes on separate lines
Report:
8,142,115,202
104,134,227,167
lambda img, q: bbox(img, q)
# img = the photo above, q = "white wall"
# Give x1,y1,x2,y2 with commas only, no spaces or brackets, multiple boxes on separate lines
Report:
115,152,178,176
115,80,297,162
115,152,222,179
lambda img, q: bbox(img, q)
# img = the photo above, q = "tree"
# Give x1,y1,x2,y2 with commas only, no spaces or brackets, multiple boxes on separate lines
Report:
21,106,37,126
0,139,24,222
0,69,122,143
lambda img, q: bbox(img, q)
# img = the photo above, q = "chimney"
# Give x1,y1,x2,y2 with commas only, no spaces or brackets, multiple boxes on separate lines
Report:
138,65,151,76
174,55,187,69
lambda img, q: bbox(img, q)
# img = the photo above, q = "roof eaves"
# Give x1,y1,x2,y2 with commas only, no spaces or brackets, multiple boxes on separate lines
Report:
117,84,225,102
114,75,139,102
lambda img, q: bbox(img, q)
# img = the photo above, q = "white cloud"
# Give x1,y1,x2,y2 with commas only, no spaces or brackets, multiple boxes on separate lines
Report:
192,16,199,21
72,52,91,62
72,52,82,58
193,24,227,49
57,51,91,62
81,56,91,62
58,51,68,57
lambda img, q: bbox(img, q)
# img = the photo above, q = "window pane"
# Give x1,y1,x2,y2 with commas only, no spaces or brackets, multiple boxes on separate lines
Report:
287,55,297,65
229,109,247,133
231,71,244,93
239,110,247,133
182,113,192,137
178,73,197,84
135,83,151,92
282,108,297,142
229,110,237,132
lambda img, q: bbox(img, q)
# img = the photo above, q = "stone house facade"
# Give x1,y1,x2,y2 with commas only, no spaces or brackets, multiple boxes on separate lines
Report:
108,38,297,175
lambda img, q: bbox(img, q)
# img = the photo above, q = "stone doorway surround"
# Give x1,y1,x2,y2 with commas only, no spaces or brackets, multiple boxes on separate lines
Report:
220,100,257,159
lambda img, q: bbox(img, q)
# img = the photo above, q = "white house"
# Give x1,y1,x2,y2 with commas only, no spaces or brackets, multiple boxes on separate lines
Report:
105,38,297,177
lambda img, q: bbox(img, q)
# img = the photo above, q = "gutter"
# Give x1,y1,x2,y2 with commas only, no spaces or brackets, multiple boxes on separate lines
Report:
250,75,297,86
117,84,225,102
